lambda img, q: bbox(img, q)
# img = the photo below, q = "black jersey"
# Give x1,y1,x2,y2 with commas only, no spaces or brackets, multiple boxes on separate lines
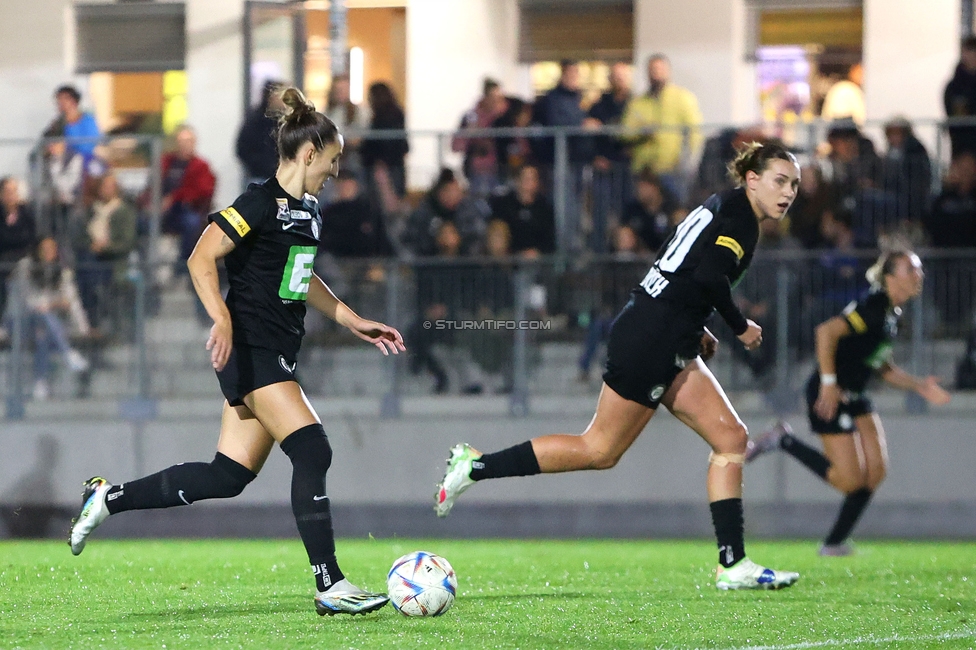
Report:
209,177,323,358
636,187,757,335
833,289,900,393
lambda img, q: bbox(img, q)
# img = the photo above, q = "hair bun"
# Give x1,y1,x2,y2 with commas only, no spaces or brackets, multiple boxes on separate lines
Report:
280,87,315,122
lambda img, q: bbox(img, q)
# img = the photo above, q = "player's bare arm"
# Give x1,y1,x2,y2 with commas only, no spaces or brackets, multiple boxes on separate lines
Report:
307,273,405,356
879,362,952,404
814,315,850,420
188,223,236,370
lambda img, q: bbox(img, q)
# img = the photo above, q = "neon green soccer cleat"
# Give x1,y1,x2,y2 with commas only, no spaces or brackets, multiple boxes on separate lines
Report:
68,477,112,556
434,443,480,518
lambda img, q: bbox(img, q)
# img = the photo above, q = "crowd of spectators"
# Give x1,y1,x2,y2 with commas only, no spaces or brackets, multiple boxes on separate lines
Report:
1,84,217,399
5,40,976,399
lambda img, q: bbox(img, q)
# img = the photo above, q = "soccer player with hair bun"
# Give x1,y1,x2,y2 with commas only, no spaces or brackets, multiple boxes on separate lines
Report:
69,86,405,616
437,141,802,590
746,249,951,556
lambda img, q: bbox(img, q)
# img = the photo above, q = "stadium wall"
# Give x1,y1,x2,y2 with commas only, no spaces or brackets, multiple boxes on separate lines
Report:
0,0,963,202
2,394,975,539
404,0,526,189
863,0,959,124
633,0,758,125
0,0,85,181
185,0,245,210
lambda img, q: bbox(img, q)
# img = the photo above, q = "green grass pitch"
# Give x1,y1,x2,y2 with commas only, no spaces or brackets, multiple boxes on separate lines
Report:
2,539,975,649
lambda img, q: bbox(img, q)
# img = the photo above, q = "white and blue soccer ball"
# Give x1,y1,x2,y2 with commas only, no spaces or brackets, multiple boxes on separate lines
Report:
386,550,457,616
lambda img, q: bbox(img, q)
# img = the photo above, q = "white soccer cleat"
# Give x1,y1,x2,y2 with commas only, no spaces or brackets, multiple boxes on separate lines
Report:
314,579,389,616
745,420,791,463
69,477,112,556
715,557,799,590
66,348,90,373
819,542,855,557
434,443,479,518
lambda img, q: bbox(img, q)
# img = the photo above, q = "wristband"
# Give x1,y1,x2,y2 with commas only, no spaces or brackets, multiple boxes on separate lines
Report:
820,374,837,386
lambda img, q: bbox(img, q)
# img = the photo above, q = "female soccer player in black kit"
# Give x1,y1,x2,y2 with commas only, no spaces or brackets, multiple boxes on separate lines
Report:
69,87,405,616
436,142,801,590
746,250,950,556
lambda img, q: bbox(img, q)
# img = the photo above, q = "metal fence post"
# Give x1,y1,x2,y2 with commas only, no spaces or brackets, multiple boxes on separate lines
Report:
553,132,568,255
148,137,163,270
119,136,162,476
380,260,402,418
906,289,928,414
772,263,794,503
933,121,945,195
133,254,149,399
509,266,530,417
436,132,445,174
5,266,26,420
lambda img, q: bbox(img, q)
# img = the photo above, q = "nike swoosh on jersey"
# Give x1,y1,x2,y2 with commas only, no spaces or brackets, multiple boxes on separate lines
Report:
313,495,329,501
178,490,190,505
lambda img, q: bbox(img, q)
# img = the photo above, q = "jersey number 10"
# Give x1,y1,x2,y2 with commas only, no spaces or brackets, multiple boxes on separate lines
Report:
656,206,713,273
640,206,713,297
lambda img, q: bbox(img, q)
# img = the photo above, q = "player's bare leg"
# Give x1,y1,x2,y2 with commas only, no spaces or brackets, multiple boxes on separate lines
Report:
435,383,653,517
530,384,654,472
664,359,799,589
819,433,867,494
215,401,276,473
818,414,888,556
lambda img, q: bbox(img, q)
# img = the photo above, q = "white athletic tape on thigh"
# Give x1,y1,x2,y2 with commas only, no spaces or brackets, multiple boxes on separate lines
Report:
709,452,746,467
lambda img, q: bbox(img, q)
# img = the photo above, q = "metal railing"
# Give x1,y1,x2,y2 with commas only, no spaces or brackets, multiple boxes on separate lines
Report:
3,249,973,419
2,120,976,419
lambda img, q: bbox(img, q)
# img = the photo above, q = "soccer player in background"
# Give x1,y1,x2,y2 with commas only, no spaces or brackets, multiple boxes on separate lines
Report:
746,250,951,555
436,141,802,590
68,87,405,616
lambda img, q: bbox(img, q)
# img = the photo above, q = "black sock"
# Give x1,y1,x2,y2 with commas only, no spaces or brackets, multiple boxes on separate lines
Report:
710,498,746,568
279,423,345,592
104,452,256,515
824,487,873,546
469,441,541,481
780,433,831,480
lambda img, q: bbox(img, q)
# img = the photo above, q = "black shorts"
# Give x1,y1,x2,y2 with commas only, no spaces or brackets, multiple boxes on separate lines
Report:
805,372,874,434
216,344,299,406
602,294,703,409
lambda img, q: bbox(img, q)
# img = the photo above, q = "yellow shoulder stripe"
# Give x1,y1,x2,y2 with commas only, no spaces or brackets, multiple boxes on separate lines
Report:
220,207,250,237
846,310,868,334
715,236,744,260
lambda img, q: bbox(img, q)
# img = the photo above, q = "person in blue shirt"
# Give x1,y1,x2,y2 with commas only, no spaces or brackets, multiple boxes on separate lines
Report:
44,86,101,164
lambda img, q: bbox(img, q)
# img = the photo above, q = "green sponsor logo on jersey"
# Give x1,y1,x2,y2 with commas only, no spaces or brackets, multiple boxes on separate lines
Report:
866,341,893,369
279,245,317,301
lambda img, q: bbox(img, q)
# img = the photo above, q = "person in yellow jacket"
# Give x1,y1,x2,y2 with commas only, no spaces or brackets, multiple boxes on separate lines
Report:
622,54,703,203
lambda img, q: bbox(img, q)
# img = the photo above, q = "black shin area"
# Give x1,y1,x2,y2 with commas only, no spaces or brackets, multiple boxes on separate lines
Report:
824,487,873,546
279,423,344,591
780,432,831,480
104,452,256,515
469,441,541,481
710,498,746,568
